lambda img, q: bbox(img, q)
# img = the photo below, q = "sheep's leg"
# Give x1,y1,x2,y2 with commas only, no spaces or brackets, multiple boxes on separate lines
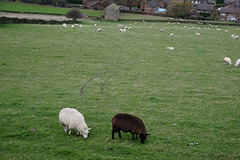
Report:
64,126,68,133
69,129,72,135
132,134,135,140
112,130,115,139
118,131,122,138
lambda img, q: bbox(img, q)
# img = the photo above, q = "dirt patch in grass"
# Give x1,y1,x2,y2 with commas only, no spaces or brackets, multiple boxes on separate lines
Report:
0,12,69,21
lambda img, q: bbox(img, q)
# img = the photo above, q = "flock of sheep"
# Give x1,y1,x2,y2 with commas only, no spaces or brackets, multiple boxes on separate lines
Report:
62,21,240,68
59,108,150,143
59,21,239,144
224,57,240,67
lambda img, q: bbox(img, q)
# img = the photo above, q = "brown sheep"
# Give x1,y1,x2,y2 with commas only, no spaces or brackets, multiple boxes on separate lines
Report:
112,113,150,143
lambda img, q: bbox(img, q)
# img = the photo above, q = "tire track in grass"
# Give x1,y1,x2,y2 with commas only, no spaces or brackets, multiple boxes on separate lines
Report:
80,75,98,96
80,72,109,96
100,75,113,95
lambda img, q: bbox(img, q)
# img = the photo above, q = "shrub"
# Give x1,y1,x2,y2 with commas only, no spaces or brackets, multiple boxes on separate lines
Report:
66,8,83,22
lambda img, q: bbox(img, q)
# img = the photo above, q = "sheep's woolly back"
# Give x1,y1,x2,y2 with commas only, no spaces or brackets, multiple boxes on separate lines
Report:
235,59,240,67
224,57,232,65
59,108,87,130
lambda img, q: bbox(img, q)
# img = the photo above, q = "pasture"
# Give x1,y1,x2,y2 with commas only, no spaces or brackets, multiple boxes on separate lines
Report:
0,21,240,159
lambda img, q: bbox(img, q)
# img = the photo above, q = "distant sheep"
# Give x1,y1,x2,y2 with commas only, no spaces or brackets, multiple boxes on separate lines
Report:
71,25,75,29
59,108,91,138
233,36,239,39
112,113,150,143
196,33,200,37
160,29,164,32
231,34,238,39
170,33,174,37
167,46,174,50
120,29,126,33
224,57,232,66
63,23,67,28
97,28,102,32
235,59,240,67
94,24,97,27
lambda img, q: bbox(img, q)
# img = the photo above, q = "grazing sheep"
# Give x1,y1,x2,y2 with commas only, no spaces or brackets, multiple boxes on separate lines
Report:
170,33,174,37
59,108,91,138
196,33,200,37
71,25,75,29
224,57,232,65
167,46,174,50
150,25,154,28
231,34,235,38
94,24,97,27
112,113,150,143
97,28,102,32
128,26,132,30
160,29,164,32
63,23,67,28
233,36,239,39
235,59,240,67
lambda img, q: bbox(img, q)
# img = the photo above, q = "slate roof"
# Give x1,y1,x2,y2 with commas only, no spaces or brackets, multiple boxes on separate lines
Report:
147,0,160,8
90,1,101,7
220,7,235,13
162,0,171,5
196,4,215,11
224,0,240,7
220,7,240,13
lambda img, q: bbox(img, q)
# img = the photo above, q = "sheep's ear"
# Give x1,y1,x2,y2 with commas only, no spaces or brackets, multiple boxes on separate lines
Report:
88,128,92,131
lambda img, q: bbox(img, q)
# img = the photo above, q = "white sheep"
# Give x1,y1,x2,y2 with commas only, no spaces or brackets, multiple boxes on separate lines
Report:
160,29,164,32
59,108,91,138
63,23,67,28
196,33,200,37
170,33,174,37
94,24,97,27
233,36,239,39
235,59,240,67
224,57,232,65
167,46,174,50
71,25,75,29
97,28,102,32
231,34,235,39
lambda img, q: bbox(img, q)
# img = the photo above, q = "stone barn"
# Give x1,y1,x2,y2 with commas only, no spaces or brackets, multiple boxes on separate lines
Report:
104,3,120,21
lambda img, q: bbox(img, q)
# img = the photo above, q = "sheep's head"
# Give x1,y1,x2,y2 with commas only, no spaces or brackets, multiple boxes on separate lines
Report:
82,128,91,138
140,133,150,143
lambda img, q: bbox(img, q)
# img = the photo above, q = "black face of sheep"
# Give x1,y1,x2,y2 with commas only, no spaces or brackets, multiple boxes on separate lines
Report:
140,133,150,143
112,113,150,143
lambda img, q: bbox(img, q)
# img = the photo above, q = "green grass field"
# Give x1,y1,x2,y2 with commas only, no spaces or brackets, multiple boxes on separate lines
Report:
0,1,104,16
0,20,240,159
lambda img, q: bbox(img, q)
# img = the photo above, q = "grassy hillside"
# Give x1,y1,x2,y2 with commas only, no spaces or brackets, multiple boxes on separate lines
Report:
0,21,240,159
0,1,103,16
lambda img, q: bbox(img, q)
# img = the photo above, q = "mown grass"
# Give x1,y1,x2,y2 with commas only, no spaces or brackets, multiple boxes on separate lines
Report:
0,21,240,159
0,1,103,16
